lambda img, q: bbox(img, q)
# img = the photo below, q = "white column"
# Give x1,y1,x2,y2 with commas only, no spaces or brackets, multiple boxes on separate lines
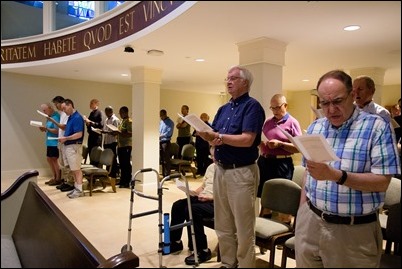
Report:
43,1,56,33
350,67,385,104
237,37,287,216
130,66,162,192
237,37,287,117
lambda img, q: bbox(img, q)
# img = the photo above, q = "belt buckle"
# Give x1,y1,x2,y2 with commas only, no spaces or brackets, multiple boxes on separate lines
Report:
320,211,326,222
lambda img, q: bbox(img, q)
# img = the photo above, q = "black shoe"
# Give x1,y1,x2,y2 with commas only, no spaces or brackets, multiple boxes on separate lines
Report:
184,248,211,265
60,184,75,192
56,182,68,189
162,240,183,255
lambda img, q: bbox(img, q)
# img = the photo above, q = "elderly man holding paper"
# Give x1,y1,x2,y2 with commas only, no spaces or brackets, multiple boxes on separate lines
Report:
295,70,401,268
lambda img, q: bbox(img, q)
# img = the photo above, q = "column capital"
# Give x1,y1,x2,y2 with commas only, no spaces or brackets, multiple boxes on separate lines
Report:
130,66,163,84
237,37,287,66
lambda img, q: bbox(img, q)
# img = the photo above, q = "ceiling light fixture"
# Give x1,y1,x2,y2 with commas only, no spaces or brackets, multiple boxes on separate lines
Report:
147,49,164,56
195,58,205,62
343,25,360,31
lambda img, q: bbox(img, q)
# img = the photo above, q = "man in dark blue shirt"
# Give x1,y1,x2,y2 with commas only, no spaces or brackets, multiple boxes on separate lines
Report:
198,66,265,268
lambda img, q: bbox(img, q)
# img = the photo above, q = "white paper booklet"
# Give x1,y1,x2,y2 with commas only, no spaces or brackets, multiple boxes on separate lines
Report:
278,127,340,163
30,120,43,127
37,110,48,118
178,113,213,132
106,124,120,132
91,126,102,134
175,179,198,196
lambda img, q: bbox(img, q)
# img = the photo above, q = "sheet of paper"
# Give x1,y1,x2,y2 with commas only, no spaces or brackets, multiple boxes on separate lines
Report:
106,124,120,132
91,126,102,134
37,110,48,118
178,113,213,132
30,120,43,127
278,126,340,163
175,179,198,196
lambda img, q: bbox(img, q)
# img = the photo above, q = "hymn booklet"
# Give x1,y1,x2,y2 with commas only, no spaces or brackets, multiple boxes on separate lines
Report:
177,113,213,132
175,179,198,196
30,120,43,127
278,126,340,163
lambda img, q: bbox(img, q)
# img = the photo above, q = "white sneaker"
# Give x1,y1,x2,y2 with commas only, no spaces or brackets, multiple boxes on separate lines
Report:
68,189,84,199
66,188,76,196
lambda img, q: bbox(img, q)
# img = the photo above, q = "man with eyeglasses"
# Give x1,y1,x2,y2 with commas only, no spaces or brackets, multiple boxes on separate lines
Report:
197,66,265,268
295,70,400,268
257,94,302,222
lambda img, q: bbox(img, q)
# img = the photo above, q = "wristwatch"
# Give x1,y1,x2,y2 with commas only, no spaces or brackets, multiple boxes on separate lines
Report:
218,133,223,142
336,170,348,185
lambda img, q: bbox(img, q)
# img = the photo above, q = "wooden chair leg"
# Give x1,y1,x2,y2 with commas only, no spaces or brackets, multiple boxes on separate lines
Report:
109,177,116,193
89,177,93,196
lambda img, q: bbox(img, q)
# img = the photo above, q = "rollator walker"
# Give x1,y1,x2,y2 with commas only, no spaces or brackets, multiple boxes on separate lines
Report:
120,168,199,268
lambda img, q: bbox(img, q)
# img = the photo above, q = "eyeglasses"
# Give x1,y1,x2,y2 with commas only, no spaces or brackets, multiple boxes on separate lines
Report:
269,103,285,110
319,93,350,109
224,76,242,82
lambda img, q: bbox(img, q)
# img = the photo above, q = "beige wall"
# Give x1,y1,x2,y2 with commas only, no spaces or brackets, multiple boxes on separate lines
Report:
0,72,222,179
1,71,400,179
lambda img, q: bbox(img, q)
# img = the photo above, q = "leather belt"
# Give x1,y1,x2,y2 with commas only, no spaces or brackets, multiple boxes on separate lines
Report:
217,162,254,170
263,154,291,159
307,200,377,225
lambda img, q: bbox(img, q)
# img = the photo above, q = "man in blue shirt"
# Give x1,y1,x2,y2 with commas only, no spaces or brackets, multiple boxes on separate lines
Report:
59,99,85,199
198,66,265,268
159,109,174,177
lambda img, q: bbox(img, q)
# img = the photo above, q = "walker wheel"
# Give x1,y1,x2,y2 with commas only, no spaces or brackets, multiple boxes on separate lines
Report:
121,244,133,253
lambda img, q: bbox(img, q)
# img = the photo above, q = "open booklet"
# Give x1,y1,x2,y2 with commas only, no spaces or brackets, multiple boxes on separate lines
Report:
175,179,198,196
106,124,120,132
30,120,43,127
278,126,340,163
91,126,102,134
37,110,49,118
177,113,213,132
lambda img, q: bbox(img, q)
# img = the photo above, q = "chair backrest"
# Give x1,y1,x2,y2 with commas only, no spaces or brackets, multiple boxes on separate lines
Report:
261,178,301,216
82,145,89,164
292,165,305,187
181,144,195,161
89,146,103,165
170,142,180,159
384,177,401,207
99,148,115,168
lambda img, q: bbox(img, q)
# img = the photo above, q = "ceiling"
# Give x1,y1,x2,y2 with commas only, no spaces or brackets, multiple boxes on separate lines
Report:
2,1,401,95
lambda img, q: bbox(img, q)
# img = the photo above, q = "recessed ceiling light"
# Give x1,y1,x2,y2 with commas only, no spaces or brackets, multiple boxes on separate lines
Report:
343,25,360,31
195,58,205,62
302,79,310,82
121,74,129,77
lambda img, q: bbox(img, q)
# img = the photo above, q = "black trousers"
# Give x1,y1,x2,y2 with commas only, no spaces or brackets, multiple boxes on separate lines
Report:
118,146,132,186
160,141,171,177
257,156,294,198
170,196,214,251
